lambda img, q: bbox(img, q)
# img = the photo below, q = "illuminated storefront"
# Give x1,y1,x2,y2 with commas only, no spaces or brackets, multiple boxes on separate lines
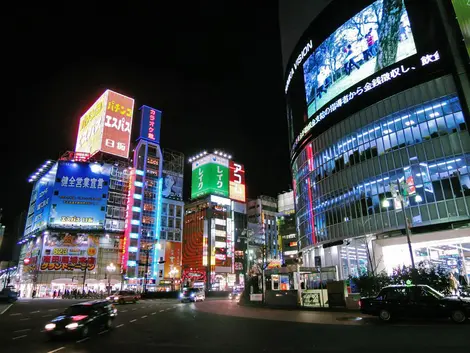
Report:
282,0,470,280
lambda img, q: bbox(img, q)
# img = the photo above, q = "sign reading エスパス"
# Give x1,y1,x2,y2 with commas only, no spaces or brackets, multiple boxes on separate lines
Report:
75,90,135,159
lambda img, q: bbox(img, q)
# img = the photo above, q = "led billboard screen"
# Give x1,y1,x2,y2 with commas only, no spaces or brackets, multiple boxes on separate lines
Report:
303,0,416,118
162,170,183,200
191,154,229,199
229,161,246,202
40,234,99,271
163,241,182,279
75,90,134,159
139,105,162,143
49,161,111,230
452,0,470,60
29,163,58,234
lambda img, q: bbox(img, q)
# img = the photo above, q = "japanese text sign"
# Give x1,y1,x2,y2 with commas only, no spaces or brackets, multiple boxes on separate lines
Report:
229,161,246,202
191,154,229,199
139,105,162,143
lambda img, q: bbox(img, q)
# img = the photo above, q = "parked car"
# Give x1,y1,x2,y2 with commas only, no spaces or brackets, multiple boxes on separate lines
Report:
44,300,117,339
180,288,205,302
360,284,470,324
0,287,18,303
106,290,140,304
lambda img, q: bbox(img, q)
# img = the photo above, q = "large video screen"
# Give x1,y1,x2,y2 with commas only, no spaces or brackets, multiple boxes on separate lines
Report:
452,0,470,60
303,0,417,118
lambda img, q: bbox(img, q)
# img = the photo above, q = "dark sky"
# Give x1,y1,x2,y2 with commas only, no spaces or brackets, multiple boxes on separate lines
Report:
2,2,291,229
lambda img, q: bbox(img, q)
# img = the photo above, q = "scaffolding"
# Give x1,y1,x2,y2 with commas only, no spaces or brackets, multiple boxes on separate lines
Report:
162,148,184,175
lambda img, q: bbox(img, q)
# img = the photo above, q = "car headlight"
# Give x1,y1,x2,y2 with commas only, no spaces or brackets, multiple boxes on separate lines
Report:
65,322,79,330
179,293,184,298
45,323,56,331
190,293,195,297
106,296,111,300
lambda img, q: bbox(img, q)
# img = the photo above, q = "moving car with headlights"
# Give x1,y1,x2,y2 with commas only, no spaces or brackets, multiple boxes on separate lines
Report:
106,290,140,304
360,284,470,324
0,287,18,303
44,300,117,338
180,288,205,302
228,290,241,302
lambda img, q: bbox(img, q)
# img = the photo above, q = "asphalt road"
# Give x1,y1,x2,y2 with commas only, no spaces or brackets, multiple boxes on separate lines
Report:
0,298,468,353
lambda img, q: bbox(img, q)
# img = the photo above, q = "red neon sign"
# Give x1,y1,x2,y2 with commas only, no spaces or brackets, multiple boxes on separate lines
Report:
121,168,136,273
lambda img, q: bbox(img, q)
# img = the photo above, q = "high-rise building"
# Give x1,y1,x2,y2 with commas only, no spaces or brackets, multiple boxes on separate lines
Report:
277,191,298,264
183,151,247,290
281,0,470,280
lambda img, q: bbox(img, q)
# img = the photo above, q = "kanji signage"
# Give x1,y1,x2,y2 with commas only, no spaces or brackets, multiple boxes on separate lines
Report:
191,154,229,198
139,105,162,143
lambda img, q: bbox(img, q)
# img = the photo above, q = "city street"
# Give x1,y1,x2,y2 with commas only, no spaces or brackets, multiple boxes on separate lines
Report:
0,298,468,353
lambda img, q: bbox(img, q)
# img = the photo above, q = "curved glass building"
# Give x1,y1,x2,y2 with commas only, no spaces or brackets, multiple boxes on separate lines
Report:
281,0,470,279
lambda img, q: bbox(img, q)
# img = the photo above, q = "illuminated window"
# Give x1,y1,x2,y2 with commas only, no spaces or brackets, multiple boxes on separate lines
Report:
142,216,154,224
144,203,155,211
147,157,159,166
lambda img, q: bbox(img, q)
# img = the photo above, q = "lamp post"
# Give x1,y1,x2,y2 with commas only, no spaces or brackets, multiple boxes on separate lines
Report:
382,180,417,269
106,263,116,295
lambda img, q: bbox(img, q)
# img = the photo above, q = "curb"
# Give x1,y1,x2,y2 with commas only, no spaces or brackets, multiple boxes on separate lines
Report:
238,302,360,314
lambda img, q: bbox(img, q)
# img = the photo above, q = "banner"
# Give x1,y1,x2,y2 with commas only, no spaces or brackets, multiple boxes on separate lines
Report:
164,241,182,279
40,234,99,271
161,171,183,200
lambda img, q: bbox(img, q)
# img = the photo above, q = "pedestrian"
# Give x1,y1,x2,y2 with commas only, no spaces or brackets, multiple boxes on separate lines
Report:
53,290,57,299
449,272,459,295
32,289,36,298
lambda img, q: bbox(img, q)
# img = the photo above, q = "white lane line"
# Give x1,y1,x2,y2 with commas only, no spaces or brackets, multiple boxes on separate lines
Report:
48,309,59,311
1,304,13,315
141,315,147,318
46,347,65,353
13,329,31,333
151,312,157,315
20,318,30,321
159,309,164,312
120,310,128,313
30,310,40,314
9,313,22,316
116,324,124,328
130,319,137,323
98,329,109,335
131,308,137,311
76,337,90,343
12,335,28,340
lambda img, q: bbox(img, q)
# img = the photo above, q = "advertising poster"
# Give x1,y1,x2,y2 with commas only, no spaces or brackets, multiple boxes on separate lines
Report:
22,239,42,274
139,105,162,143
452,0,470,60
49,161,111,230
40,234,99,271
29,163,58,234
229,161,246,202
161,170,183,200
101,90,135,159
303,0,417,118
75,91,107,156
163,241,182,279
191,154,229,198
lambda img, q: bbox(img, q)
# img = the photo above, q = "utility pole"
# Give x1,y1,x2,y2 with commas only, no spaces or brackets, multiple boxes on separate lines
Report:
82,259,88,292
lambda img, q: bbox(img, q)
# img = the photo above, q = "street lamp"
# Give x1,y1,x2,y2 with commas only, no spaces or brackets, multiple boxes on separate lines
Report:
382,180,415,269
106,263,116,295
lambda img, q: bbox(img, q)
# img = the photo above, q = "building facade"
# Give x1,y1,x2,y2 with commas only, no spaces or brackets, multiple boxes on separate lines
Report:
282,0,470,281
277,191,298,264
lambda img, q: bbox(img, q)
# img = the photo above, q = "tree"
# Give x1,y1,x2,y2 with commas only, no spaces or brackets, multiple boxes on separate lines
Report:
375,0,404,71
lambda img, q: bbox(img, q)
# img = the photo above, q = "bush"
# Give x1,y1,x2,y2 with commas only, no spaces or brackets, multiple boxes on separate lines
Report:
351,263,452,297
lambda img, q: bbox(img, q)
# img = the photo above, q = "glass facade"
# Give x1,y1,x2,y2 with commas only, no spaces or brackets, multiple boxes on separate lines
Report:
292,76,470,253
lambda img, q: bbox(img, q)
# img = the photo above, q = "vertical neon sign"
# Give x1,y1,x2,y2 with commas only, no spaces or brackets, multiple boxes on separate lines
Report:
152,177,163,276
306,144,316,245
122,168,136,274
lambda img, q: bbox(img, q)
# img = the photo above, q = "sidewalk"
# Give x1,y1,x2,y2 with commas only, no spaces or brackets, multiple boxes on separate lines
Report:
195,299,367,326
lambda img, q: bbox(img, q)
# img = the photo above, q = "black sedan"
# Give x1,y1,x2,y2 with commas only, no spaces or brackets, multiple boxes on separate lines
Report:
44,300,117,338
360,284,470,323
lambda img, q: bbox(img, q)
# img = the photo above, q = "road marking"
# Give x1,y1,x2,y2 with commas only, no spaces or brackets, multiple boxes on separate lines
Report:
12,335,27,340
151,312,156,315
20,318,30,321
130,319,137,323
98,329,109,335
47,347,65,353
159,309,164,312
9,313,21,316
1,304,13,315
120,310,128,312
132,308,137,311
14,329,31,333
48,309,59,311
116,324,124,328
141,315,147,318
42,314,52,317
30,310,40,314
76,337,89,343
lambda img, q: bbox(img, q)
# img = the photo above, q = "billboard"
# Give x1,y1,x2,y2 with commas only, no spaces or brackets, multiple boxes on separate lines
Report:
139,105,162,143
191,154,229,199
75,90,135,159
452,0,470,60
229,161,246,202
161,170,183,200
49,161,111,230
40,234,99,271
29,163,58,234
121,168,135,274
163,241,182,279
302,0,416,118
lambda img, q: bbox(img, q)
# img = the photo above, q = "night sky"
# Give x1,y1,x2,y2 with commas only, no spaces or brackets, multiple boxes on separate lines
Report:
2,2,291,229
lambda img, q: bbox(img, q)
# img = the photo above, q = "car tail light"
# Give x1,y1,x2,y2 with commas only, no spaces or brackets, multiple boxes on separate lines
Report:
358,300,362,308
72,315,88,321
